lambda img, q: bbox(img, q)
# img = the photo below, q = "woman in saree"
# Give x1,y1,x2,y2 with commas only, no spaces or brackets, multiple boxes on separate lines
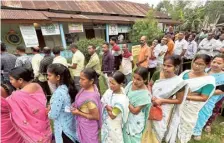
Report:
193,54,224,140
71,68,102,143
101,71,129,143
6,67,52,143
123,67,151,143
142,55,189,143
1,82,25,143
178,54,216,143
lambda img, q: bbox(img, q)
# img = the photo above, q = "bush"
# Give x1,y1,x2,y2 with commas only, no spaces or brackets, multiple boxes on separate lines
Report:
76,38,105,62
129,10,163,45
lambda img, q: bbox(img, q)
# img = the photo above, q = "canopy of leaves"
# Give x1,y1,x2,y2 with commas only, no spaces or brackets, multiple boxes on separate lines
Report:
156,0,224,31
129,10,163,44
204,1,224,24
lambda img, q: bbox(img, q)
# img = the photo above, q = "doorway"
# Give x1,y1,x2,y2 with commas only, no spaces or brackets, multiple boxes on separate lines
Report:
85,29,95,39
36,29,46,49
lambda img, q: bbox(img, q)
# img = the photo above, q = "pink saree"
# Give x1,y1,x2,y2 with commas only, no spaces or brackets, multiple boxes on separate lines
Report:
1,97,25,143
6,88,52,143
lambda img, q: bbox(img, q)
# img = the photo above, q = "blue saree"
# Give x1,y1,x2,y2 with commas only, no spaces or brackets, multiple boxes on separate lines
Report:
193,72,224,136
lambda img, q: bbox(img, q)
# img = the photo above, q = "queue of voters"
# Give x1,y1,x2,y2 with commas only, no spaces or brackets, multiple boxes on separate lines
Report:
1,28,224,143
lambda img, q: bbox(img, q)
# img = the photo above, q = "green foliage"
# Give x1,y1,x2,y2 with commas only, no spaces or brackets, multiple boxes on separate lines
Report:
129,10,163,44
156,0,224,31
76,38,105,62
204,1,224,24
156,0,205,31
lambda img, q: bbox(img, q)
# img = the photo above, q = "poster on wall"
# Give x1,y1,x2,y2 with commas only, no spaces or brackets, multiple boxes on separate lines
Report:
41,23,60,35
109,24,118,35
118,25,131,33
68,23,83,33
5,30,22,46
19,25,39,47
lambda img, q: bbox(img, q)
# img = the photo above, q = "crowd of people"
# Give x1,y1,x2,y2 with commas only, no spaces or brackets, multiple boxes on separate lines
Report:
1,27,224,143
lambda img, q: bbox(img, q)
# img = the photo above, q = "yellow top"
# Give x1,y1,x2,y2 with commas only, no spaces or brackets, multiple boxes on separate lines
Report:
79,101,97,113
112,107,121,116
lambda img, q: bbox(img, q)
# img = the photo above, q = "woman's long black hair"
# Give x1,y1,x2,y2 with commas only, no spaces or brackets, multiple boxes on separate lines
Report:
47,63,77,102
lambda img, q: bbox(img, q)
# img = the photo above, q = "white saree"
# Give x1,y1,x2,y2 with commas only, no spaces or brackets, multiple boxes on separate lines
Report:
101,88,129,143
178,70,215,143
151,76,189,143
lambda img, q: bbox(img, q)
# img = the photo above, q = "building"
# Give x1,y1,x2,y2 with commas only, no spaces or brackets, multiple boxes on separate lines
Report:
1,0,181,53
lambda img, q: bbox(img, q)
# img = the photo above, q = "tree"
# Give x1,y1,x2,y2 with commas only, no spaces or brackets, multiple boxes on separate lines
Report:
204,1,224,24
129,10,163,44
156,0,205,31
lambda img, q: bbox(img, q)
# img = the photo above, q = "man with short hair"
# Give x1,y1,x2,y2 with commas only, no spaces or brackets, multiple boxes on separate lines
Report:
15,46,32,70
31,46,43,80
198,33,219,57
154,38,168,68
121,43,134,85
86,44,101,90
148,39,159,79
165,34,175,57
52,46,68,67
173,32,188,58
137,36,149,68
1,42,17,82
183,34,198,70
38,47,54,96
166,26,175,40
102,42,114,76
68,43,85,91
215,33,224,55
110,37,122,70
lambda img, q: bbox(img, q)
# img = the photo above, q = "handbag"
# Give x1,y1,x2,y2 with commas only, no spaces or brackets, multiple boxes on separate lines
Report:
148,105,163,121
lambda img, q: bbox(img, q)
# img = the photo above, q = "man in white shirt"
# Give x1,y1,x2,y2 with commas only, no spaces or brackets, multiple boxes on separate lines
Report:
215,33,224,55
183,34,198,70
52,46,68,67
121,43,134,85
154,37,168,68
173,32,188,57
68,43,85,91
31,46,43,80
198,33,218,57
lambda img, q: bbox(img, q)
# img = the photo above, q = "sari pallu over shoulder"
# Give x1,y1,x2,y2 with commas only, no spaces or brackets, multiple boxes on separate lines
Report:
178,70,215,143
6,89,52,143
72,85,102,143
101,88,129,143
142,76,189,143
193,72,224,136
123,82,151,143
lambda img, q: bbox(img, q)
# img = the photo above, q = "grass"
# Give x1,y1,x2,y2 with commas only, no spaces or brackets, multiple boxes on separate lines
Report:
188,116,224,143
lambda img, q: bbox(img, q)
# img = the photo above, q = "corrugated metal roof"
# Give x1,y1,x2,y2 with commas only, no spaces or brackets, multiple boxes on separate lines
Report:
1,9,181,25
1,9,48,20
1,0,169,18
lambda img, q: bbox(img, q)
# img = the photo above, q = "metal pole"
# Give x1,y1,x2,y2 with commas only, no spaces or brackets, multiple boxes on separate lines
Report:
59,23,67,49
106,24,109,42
